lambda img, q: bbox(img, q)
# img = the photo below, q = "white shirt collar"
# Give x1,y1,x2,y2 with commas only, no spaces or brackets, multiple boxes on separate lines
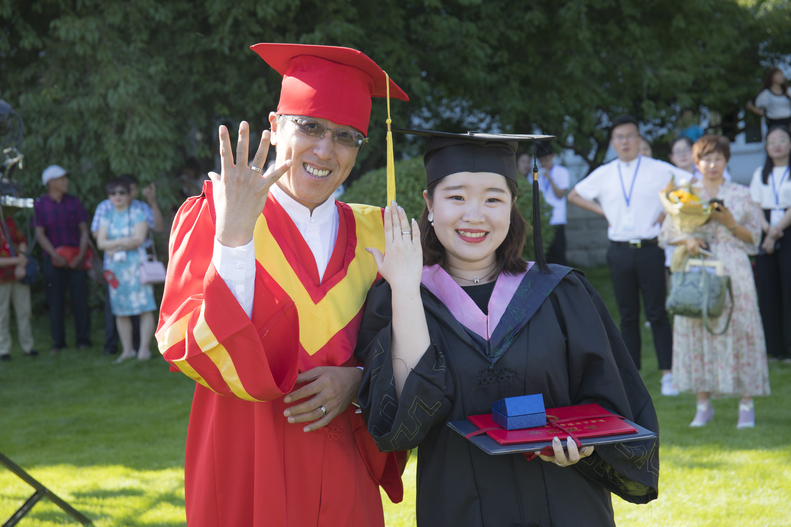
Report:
617,155,641,170
269,183,337,226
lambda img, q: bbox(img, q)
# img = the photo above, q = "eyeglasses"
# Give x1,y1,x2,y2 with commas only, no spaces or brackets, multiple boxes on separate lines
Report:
284,116,368,148
612,133,639,143
108,189,128,196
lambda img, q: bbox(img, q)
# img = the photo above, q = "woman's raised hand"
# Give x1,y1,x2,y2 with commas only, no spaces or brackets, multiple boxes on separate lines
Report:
209,122,292,248
367,201,422,292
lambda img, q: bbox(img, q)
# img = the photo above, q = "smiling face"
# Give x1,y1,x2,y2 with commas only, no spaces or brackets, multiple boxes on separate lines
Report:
424,171,513,272
269,113,360,210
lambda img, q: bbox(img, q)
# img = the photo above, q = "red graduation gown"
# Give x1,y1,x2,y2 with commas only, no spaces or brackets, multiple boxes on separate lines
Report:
156,183,404,526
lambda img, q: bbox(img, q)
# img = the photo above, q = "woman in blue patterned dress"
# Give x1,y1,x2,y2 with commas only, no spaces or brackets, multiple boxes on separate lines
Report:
97,177,157,363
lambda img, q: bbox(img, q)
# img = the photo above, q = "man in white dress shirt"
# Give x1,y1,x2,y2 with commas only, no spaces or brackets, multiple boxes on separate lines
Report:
569,115,688,396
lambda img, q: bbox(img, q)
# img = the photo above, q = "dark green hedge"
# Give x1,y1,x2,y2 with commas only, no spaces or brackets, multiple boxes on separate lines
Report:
342,158,554,262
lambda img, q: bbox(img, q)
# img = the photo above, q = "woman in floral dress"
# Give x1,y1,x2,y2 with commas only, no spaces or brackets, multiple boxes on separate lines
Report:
97,177,158,363
660,135,769,429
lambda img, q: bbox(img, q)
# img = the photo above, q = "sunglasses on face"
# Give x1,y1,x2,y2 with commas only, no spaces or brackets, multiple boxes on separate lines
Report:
108,189,128,196
285,116,368,149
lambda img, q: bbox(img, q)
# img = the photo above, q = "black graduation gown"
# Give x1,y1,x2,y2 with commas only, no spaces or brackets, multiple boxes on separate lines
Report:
356,265,659,527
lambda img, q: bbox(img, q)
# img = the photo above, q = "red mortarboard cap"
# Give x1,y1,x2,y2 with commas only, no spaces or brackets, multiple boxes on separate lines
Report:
251,43,409,136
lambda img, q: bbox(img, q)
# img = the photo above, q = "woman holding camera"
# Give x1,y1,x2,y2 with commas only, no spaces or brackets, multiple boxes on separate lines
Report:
97,177,157,363
660,135,769,428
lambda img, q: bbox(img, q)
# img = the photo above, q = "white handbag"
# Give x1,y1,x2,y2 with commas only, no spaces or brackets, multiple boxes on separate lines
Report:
138,236,166,285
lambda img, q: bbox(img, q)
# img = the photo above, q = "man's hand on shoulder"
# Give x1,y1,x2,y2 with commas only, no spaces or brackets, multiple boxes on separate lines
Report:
282,366,364,432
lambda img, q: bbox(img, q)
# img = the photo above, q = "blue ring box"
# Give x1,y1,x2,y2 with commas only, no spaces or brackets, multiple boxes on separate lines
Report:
491,394,547,430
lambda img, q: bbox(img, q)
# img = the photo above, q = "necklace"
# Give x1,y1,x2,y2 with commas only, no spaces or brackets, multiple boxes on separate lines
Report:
445,262,497,284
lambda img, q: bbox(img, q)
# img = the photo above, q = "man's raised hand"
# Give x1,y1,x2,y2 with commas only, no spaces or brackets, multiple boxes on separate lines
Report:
210,122,292,248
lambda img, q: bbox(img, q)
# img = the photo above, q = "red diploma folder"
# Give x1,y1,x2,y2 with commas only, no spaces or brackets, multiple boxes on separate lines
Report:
448,403,656,456
468,403,636,446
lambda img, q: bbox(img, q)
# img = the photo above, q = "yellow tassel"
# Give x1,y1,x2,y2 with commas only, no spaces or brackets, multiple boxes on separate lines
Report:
385,71,396,205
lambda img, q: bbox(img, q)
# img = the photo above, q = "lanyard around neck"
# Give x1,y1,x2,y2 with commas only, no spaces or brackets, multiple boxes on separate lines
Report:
771,166,790,207
618,156,642,208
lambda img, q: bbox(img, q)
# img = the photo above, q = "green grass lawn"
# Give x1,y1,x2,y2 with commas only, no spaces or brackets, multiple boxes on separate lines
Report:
1,267,790,526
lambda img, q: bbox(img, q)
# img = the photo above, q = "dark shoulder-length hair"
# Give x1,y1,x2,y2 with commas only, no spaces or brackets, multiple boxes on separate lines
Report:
762,125,791,185
418,176,528,276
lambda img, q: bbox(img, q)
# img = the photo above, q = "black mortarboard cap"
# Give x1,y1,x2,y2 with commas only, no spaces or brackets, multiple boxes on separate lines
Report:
393,128,553,185
394,128,554,271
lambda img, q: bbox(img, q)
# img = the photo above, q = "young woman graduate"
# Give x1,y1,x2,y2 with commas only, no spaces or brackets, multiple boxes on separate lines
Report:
355,131,660,527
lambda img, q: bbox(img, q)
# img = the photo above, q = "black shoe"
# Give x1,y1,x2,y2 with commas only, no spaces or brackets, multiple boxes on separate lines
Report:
24,350,38,357
103,348,119,355
1,354,10,362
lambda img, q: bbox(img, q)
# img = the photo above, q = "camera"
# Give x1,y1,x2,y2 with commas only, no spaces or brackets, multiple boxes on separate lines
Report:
1,99,33,209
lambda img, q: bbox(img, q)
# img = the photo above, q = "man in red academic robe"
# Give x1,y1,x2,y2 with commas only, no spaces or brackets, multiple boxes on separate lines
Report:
156,44,409,526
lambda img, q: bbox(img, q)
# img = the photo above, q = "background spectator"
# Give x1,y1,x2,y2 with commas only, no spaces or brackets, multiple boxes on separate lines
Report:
516,151,532,183
0,214,35,360
670,136,733,182
669,137,696,175
676,109,705,142
640,136,653,158
746,67,791,130
535,142,570,265
96,177,157,363
750,124,791,363
568,115,690,396
33,165,91,354
179,157,209,198
660,135,768,428
91,174,162,356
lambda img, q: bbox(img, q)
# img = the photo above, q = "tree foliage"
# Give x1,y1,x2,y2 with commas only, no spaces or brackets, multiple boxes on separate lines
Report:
1,0,788,215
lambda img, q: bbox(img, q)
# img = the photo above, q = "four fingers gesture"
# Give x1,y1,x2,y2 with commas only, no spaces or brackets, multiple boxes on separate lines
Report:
210,121,292,248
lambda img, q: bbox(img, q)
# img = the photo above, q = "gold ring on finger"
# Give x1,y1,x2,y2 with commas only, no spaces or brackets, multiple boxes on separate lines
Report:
319,405,327,416
555,458,568,467
250,165,263,173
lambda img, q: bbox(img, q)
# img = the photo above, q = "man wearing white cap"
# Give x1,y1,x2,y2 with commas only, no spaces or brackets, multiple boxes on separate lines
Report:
34,165,91,353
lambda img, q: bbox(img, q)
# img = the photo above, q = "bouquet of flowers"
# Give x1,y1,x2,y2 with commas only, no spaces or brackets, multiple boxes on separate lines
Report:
659,177,713,232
